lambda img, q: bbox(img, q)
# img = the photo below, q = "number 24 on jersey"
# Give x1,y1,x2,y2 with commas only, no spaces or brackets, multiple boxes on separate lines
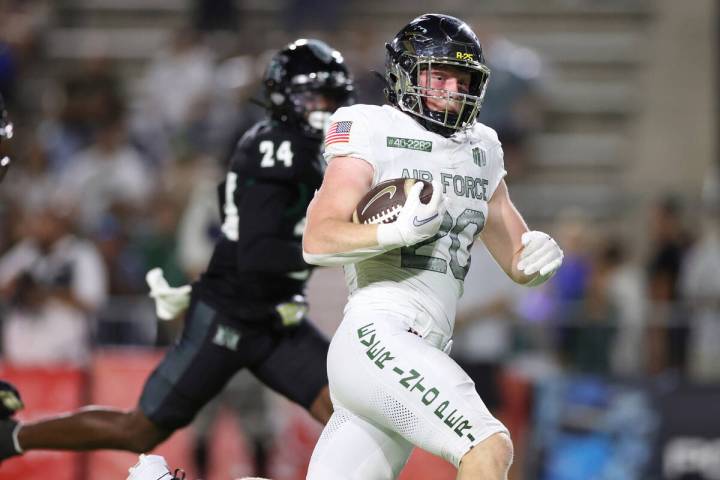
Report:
259,140,293,168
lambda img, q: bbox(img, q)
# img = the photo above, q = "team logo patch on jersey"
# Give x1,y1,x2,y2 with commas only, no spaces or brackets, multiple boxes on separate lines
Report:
472,147,486,167
325,121,353,146
386,136,433,152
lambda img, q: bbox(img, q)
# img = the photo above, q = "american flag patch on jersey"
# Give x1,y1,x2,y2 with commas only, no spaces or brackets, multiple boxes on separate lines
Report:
325,121,353,146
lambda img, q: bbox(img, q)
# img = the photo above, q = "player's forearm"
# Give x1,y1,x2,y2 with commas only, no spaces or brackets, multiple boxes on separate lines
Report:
509,250,535,285
302,218,390,266
303,218,379,254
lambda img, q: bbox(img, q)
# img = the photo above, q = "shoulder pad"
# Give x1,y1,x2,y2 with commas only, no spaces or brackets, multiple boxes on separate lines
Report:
230,121,319,181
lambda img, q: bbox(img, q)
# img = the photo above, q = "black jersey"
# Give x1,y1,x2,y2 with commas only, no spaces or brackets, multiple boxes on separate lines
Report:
194,120,324,320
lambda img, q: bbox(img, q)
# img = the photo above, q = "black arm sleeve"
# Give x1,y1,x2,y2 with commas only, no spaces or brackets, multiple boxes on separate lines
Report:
234,181,308,273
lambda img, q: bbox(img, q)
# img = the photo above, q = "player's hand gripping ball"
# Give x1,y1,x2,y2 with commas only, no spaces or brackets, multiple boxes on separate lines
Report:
353,178,434,224
358,178,448,249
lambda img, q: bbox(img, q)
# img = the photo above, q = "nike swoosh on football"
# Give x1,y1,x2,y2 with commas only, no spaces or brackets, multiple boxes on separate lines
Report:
361,185,397,216
413,214,438,227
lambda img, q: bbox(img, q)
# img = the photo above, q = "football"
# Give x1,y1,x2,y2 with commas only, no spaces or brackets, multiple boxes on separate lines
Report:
353,178,433,224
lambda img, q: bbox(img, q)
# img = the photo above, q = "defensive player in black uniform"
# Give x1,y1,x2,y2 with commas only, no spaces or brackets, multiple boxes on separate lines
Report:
0,39,354,462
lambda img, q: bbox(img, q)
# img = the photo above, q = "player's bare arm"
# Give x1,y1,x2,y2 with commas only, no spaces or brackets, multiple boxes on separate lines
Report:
303,155,377,254
304,158,448,266
481,179,563,285
480,179,531,282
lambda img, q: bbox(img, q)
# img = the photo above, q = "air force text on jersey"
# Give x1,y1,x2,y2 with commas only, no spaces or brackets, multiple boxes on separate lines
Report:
401,168,489,201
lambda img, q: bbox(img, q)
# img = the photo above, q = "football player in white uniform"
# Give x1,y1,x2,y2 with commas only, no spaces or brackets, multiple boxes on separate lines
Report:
302,14,563,480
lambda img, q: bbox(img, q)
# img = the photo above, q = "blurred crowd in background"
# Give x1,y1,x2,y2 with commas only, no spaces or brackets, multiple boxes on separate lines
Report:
0,1,719,476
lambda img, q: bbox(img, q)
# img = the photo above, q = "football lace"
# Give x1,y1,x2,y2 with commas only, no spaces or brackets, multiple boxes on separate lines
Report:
365,205,402,224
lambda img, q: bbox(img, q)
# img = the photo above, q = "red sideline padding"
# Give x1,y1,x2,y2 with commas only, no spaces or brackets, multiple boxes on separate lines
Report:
268,401,322,480
399,449,456,480
86,348,197,480
496,370,532,479
0,364,86,480
268,400,457,480
1,355,530,479
204,407,254,480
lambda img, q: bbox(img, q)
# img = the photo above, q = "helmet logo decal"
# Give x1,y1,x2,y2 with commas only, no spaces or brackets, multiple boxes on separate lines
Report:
456,52,474,61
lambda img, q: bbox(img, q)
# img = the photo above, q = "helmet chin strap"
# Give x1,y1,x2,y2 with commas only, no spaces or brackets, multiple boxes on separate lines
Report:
307,111,332,135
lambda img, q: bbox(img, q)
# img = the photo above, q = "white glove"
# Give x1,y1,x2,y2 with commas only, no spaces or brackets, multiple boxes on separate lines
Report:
127,454,174,480
377,181,448,248
146,268,192,321
518,231,563,286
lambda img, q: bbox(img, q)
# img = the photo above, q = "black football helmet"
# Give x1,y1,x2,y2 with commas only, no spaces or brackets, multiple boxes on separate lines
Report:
264,39,354,137
0,93,12,183
385,14,491,137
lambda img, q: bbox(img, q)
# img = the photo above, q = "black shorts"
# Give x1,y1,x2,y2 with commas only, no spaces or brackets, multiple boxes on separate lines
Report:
139,298,329,430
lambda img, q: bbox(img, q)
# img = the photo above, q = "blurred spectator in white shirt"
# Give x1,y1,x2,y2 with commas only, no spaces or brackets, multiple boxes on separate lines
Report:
0,201,107,366
59,106,153,232
680,169,720,381
604,240,648,377
138,28,215,135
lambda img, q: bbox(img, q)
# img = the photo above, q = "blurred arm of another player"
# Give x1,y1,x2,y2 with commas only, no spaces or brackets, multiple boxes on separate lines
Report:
0,158,9,184
145,268,191,320
303,156,447,266
0,92,13,184
479,180,563,287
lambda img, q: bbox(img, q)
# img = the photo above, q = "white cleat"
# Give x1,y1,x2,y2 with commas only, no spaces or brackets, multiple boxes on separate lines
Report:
127,454,175,480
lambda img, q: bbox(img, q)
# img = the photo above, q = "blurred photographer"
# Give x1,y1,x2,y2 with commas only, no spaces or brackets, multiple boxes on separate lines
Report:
0,199,107,366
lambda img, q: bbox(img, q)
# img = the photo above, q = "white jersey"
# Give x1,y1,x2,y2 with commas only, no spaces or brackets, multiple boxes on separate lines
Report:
324,104,506,343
